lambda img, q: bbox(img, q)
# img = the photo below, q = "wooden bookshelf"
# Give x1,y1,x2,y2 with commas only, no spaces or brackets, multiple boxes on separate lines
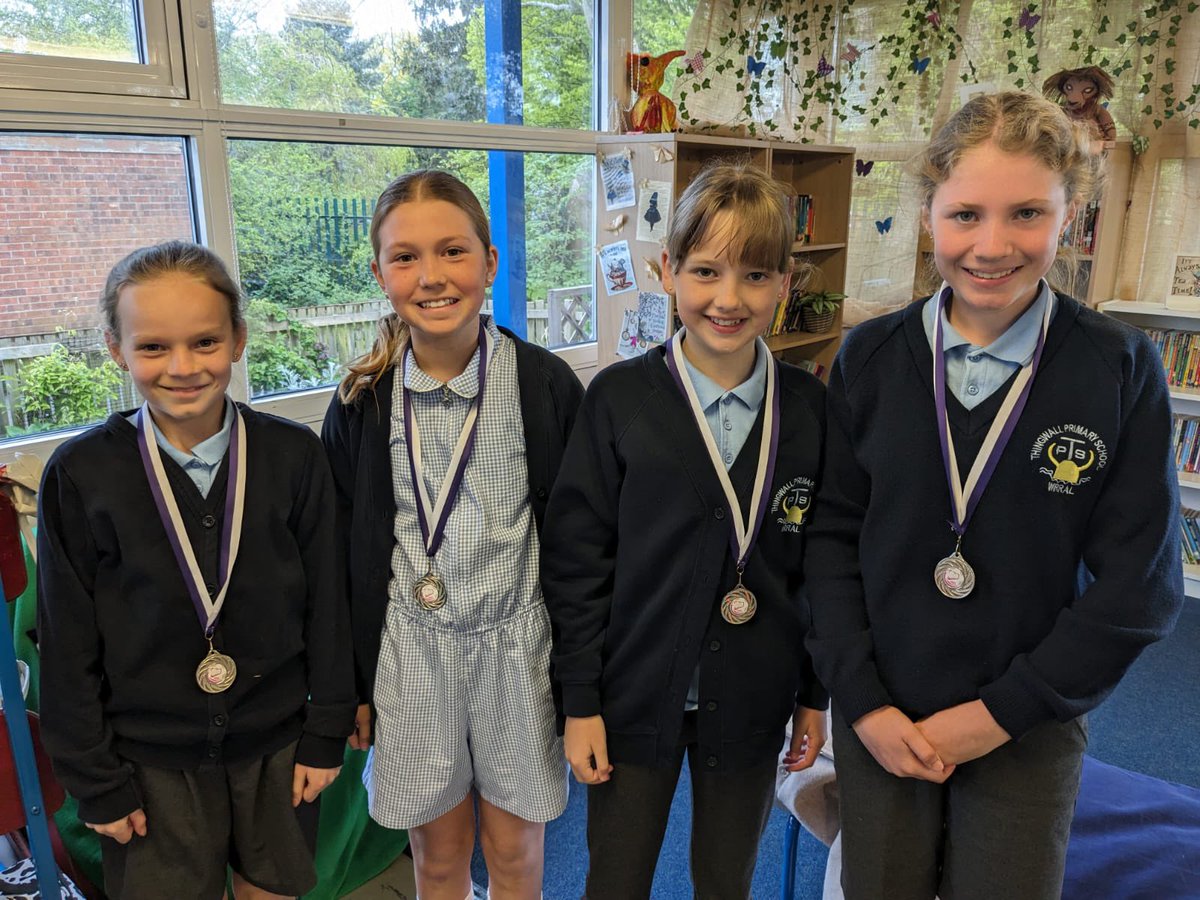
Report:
593,133,854,377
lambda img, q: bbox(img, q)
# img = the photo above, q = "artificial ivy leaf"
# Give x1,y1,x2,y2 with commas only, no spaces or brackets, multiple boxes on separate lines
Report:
1154,119,1163,128
1145,55,1154,65
1116,33,1126,43
1143,104,1153,115
1070,41,1079,51
1008,62,1018,73
1016,77,1025,87
1007,49,1017,59
870,117,879,125
1190,119,1200,129
702,78,711,89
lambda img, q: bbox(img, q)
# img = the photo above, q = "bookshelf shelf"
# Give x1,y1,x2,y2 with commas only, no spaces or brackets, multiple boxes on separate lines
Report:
1105,301,1200,600
593,134,853,377
792,241,847,254
764,330,839,352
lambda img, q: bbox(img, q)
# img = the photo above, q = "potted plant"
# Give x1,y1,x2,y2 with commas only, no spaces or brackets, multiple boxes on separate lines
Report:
797,290,845,333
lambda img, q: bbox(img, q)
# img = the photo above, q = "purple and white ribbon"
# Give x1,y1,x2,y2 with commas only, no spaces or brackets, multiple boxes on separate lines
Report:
932,283,1052,536
402,322,493,561
137,402,246,636
665,330,780,567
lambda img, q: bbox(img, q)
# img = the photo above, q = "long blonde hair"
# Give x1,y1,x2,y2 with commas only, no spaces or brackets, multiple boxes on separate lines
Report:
913,90,1105,298
338,170,492,404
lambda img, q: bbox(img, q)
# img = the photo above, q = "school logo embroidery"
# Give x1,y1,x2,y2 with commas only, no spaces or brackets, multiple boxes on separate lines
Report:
771,477,814,532
1030,424,1108,495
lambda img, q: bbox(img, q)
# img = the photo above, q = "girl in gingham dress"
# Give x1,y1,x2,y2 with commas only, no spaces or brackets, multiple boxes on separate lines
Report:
322,171,583,900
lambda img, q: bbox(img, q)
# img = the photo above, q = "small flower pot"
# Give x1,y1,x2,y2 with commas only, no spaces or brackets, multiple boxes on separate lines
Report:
801,308,836,333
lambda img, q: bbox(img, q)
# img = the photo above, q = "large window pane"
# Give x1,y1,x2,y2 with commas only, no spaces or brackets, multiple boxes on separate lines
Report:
633,0,694,56
0,133,194,439
226,139,594,399
213,0,594,129
0,0,139,63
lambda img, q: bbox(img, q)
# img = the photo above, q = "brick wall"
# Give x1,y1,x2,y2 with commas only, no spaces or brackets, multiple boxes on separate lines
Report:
0,133,193,340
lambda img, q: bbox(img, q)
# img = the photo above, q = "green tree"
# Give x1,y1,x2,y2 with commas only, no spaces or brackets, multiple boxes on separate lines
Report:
10,345,123,434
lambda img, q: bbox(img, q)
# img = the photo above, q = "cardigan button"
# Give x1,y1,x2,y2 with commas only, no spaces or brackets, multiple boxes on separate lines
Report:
713,507,725,520
705,700,718,712
706,755,718,768
709,640,721,652
201,514,217,528
536,487,548,500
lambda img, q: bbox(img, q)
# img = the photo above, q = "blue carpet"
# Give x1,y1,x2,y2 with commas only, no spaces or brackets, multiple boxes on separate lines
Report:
470,601,1199,897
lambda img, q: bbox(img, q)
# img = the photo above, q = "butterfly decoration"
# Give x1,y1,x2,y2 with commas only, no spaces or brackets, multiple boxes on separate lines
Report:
747,56,767,77
840,42,861,64
875,217,893,235
603,214,628,234
927,11,941,27
685,51,705,75
651,144,675,164
911,56,931,75
855,159,875,176
1019,6,1041,30
644,257,663,282
816,55,834,78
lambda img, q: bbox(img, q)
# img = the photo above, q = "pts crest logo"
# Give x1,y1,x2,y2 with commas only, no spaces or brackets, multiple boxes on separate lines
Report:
1030,424,1108,495
771,477,815,532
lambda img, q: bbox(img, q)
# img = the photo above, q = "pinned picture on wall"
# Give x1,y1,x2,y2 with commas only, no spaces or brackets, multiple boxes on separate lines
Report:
636,180,673,242
600,150,636,211
616,307,645,359
1168,254,1200,310
598,240,637,296
638,291,671,344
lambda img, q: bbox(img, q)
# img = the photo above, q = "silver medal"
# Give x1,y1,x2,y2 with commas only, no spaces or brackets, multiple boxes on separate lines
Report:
196,647,237,693
414,572,447,610
934,551,975,599
720,585,758,624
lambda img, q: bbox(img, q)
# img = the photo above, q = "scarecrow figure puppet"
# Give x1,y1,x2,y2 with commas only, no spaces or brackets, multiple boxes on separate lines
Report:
1042,66,1117,146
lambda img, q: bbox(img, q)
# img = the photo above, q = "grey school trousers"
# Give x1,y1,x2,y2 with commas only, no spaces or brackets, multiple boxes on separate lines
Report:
832,708,1087,900
583,711,779,900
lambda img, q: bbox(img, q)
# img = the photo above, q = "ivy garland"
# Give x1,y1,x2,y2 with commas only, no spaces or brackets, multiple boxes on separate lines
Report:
674,0,1200,142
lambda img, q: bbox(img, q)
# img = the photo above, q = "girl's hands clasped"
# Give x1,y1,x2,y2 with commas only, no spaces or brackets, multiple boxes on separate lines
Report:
564,715,613,784
853,706,955,783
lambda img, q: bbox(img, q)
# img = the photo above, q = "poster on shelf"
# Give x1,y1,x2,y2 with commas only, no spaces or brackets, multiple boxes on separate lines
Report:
636,180,673,243
598,240,637,296
600,151,636,211
1168,254,1200,310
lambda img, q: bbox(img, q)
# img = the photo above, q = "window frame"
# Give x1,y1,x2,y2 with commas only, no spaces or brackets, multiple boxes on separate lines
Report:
0,0,188,98
0,0,632,463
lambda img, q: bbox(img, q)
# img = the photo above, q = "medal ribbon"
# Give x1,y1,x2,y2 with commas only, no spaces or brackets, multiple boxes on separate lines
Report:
664,330,780,567
932,283,1053,536
402,322,493,561
137,402,246,636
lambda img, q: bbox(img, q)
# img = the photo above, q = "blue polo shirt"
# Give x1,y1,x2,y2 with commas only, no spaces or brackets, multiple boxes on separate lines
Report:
922,281,1056,409
126,399,234,498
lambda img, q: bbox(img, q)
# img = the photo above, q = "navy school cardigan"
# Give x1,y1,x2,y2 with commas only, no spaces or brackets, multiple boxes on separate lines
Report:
321,325,584,703
804,294,1184,740
542,347,829,773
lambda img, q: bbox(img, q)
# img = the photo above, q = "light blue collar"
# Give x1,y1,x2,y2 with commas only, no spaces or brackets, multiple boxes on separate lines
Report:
923,280,1055,366
682,339,768,413
128,397,234,468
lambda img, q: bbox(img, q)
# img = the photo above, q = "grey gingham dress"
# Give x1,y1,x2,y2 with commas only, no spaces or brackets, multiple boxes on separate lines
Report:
364,317,568,829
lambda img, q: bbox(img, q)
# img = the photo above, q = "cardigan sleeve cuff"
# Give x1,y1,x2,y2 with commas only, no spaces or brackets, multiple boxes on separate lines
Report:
979,674,1057,741
832,669,894,727
76,780,143,827
796,681,830,712
296,733,348,769
560,682,602,718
